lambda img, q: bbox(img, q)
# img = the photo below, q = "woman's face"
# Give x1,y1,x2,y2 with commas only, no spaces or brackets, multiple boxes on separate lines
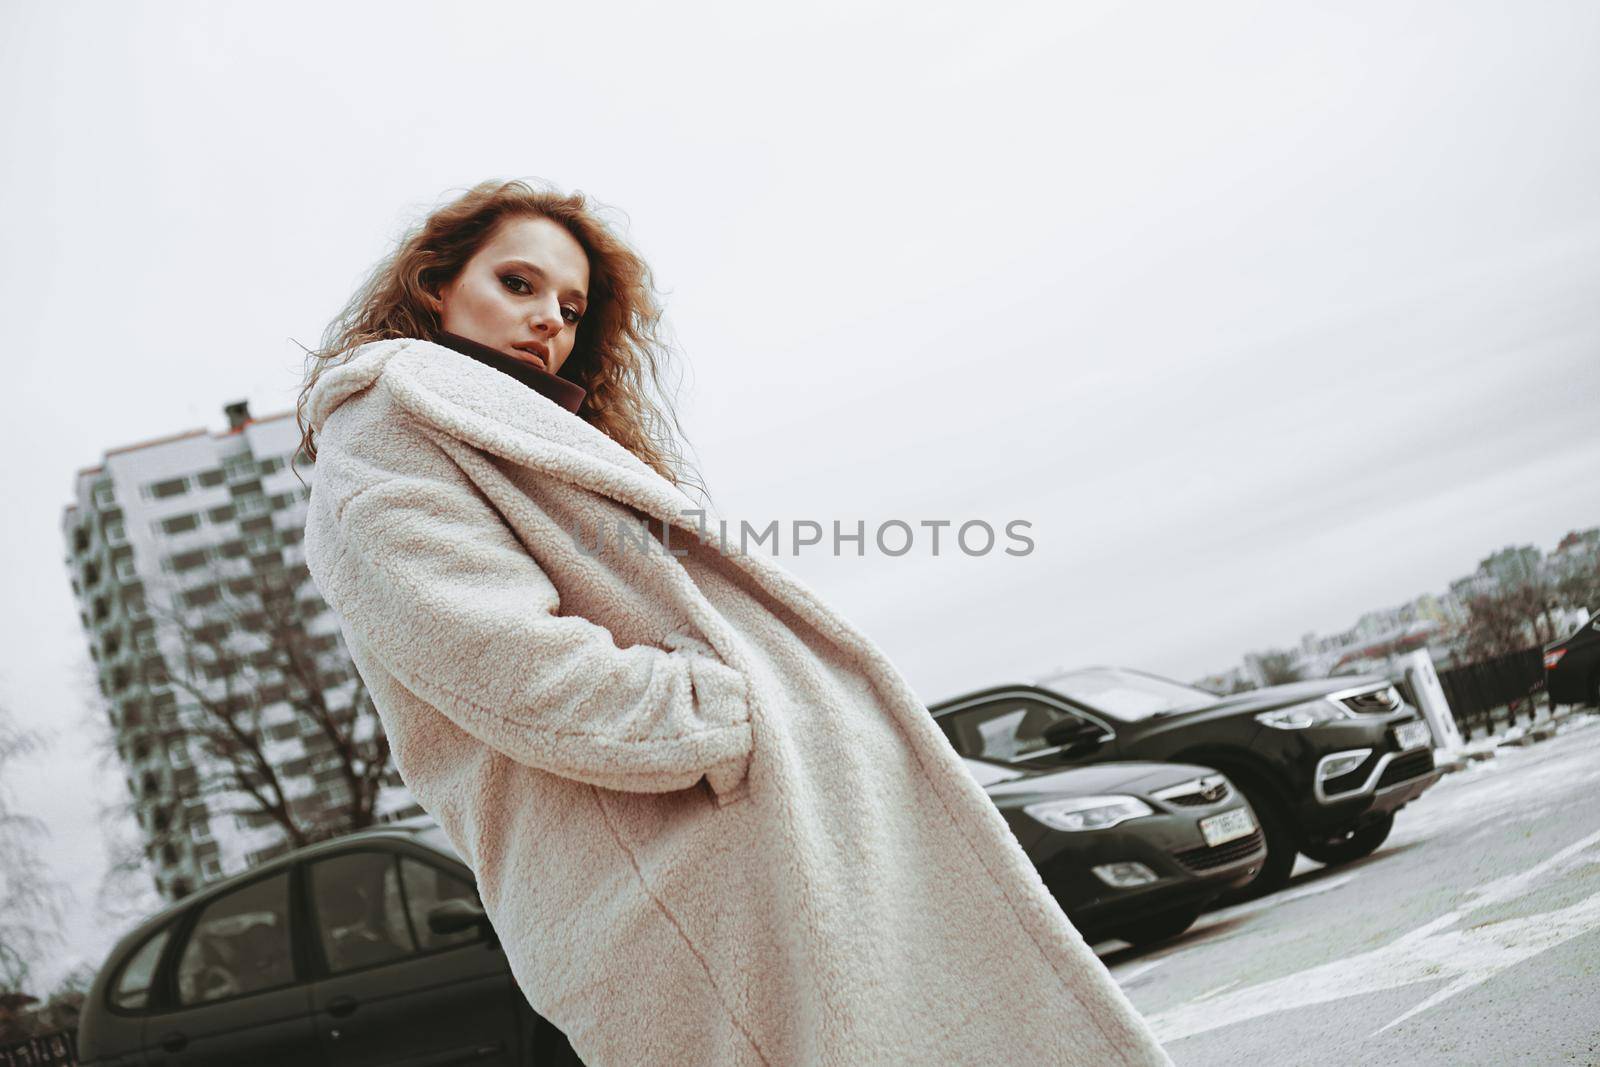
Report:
432,215,591,376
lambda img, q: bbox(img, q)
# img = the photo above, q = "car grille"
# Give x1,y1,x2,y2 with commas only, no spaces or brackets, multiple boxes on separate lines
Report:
1376,749,1435,789
1171,829,1266,872
1153,774,1232,808
1163,782,1233,807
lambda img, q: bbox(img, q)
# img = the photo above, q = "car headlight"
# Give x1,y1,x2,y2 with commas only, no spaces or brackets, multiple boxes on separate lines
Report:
1023,795,1154,832
1255,701,1351,730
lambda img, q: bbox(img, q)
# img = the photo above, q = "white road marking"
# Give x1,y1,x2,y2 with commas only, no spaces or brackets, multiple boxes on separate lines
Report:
1142,826,1600,1044
1112,959,1167,986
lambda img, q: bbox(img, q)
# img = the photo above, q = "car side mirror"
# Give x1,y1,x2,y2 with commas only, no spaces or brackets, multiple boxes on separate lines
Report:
427,899,494,945
1041,719,1107,749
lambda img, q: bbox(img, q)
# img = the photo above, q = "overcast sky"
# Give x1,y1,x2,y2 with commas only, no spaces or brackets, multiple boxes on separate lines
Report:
3,0,1598,989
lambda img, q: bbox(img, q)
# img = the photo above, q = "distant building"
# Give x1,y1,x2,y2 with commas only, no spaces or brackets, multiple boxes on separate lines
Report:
1212,528,1597,685
61,401,419,900
1477,545,1543,589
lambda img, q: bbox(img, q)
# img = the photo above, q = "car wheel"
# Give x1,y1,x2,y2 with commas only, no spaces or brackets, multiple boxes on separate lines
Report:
1214,779,1297,904
1299,812,1394,866
1114,906,1204,948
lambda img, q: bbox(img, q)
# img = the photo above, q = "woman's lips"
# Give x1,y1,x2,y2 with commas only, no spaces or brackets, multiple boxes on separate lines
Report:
509,346,548,371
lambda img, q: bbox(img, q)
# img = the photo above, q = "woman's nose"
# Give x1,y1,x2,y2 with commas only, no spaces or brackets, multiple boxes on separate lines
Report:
527,296,563,333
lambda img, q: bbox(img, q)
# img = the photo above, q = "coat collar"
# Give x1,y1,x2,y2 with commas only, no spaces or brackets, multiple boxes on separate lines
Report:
309,336,705,528
432,330,588,414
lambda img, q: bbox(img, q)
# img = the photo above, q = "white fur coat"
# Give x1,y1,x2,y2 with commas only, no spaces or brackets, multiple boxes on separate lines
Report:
302,337,1170,1066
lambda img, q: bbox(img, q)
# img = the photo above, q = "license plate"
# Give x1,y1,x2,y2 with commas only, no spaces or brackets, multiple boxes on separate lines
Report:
1200,807,1256,848
1394,720,1432,751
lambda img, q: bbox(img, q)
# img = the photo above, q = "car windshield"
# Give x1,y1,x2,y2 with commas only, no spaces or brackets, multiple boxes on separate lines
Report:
1039,667,1216,722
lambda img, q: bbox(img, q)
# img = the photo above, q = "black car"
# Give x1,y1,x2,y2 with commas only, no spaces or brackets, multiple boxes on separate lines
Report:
963,757,1264,946
932,668,1444,897
77,818,582,1067
1545,609,1600,706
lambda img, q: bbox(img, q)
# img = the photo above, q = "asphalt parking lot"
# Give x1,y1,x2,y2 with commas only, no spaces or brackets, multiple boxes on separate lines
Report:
1102,714,1600,1066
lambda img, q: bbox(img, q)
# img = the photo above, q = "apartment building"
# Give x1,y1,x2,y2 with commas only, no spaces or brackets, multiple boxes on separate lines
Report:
61,401,419,900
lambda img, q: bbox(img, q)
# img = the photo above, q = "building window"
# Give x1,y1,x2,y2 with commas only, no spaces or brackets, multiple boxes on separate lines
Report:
92,481,116,507
168,548,210,572
161,513,201,535
207,504,237,523
140,656,169,685
196,469,226,488
105,518,127,544
183,584,221,609
145,477,190,500
257,456,285,476
192,621,231,643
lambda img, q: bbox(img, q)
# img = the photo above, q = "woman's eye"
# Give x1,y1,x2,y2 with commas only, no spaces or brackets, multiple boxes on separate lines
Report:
501,275,531,294
562,306,583,325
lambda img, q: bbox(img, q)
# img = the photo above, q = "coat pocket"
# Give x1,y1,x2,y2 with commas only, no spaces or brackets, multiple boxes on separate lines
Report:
701,770,753,810
664,628,756,809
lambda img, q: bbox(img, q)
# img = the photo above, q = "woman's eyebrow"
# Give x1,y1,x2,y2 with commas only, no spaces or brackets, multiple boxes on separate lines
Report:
499,259,587,303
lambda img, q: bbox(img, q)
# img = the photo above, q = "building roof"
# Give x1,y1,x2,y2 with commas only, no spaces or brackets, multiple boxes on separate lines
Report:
72,408,298,479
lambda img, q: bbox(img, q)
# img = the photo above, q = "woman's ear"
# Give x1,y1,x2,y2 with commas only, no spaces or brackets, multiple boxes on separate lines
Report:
417,271,448,316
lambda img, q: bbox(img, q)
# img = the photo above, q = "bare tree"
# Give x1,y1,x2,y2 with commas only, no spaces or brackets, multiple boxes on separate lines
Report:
0,709,65,997
1462,571,1563,662
146,562,395,852
1246,648,1305,687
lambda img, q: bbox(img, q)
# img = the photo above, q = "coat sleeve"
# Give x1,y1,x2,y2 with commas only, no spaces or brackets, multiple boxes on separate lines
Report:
310,473,754,800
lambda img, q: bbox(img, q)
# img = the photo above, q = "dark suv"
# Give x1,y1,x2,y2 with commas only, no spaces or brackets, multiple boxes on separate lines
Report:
1545,609,1600,707
77,819,582,1067
931,668,1444,896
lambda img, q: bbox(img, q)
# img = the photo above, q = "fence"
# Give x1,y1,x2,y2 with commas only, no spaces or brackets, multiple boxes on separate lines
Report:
0,1031,77,1067
1431,647,1547,739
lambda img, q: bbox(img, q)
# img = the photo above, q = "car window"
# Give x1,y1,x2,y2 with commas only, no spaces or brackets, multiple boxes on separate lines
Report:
310,851,417,974
399,856,481,951
111,924,173,1011
174,872,295,1006
941,700,1083,761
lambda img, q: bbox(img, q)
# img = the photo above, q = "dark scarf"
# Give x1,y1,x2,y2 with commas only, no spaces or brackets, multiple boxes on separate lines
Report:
434,331,587,414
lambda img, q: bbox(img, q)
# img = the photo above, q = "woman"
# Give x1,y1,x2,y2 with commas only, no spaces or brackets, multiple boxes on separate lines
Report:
298,179,1171,1066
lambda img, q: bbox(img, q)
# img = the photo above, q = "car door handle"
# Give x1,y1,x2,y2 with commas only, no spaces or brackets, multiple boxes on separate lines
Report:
326,995,360,1017
159,1030,189,1053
